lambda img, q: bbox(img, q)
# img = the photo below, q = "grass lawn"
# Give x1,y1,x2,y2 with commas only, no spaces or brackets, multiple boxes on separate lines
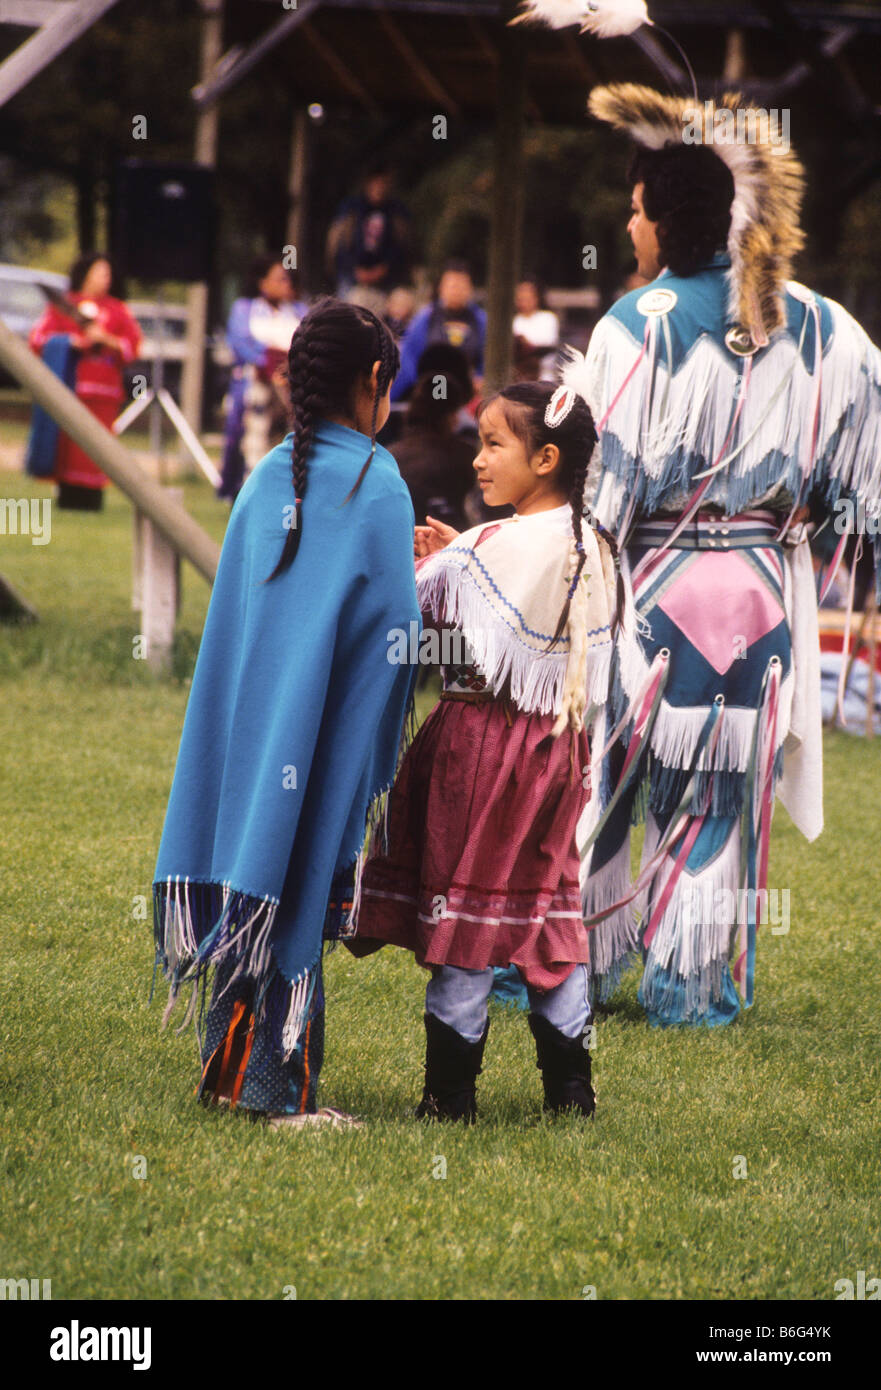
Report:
1,469,879,1301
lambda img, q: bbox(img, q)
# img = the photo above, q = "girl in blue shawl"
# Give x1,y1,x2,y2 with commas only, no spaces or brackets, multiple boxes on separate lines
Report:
153,299,420,1128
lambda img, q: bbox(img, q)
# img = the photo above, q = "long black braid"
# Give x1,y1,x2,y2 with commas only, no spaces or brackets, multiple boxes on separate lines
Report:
341,317,398,505
478,382,598,646
267,297,400,581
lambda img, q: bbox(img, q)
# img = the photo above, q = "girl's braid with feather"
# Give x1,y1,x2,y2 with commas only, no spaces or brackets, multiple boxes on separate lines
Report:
589,514,619,563
567,443,590,592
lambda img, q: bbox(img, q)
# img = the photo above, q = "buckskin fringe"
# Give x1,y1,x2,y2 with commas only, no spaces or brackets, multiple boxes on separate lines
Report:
417,562,613,722
614,621,793,776
566,293,881,554
580,837,640,1001
638,815,741,1021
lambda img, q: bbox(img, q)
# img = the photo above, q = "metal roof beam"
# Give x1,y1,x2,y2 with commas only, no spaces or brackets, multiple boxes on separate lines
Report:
737,24,859,103
192,0,325,109
754,0,871,120
0,0,119,108
0,1,69,24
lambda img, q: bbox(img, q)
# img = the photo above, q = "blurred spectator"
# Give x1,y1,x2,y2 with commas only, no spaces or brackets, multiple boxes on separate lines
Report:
384,285,417,339
326,165,410,302
407,341,512,527
218,255,307,501
26,252,141,510
391,370,476,531
512,277,560,381
414,342,479,437
391,262,486,402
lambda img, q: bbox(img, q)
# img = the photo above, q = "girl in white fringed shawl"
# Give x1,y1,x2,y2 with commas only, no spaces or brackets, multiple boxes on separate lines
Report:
350,382,621,1123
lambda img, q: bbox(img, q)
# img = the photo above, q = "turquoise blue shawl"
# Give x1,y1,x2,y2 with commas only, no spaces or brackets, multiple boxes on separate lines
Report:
153,420,419,1054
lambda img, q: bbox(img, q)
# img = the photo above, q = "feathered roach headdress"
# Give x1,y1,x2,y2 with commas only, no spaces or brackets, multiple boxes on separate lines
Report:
588,85,805,345
512,2,806,345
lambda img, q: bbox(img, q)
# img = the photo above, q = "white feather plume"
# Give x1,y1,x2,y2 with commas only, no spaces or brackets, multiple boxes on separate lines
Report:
580,0,651,37
512,0,651,37
511,0,591,28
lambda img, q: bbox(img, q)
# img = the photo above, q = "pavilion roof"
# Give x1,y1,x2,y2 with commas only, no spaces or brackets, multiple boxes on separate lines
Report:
214,0,881,127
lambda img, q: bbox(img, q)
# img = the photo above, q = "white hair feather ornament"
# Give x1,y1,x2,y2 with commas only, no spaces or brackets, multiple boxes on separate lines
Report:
511,0,651,39
511,2,698,100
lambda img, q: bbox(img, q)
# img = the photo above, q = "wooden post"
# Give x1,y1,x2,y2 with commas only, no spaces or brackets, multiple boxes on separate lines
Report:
136,487,183,674
483,0,526,395
180,0,224,446
286,105,309,275
723,28,746,83
132,502,143,613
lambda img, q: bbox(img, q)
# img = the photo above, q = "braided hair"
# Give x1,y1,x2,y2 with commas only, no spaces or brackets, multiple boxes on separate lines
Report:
477,382,598,646
267,297,400,581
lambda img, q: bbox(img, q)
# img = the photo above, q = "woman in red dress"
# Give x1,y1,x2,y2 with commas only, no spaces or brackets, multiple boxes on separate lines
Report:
28,253,141,509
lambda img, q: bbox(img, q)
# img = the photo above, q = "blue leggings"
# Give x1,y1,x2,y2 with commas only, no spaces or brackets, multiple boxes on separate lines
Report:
426,963,592,1043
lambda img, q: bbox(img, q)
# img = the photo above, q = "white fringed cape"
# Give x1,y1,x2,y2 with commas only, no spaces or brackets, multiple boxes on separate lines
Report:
415,505,619,735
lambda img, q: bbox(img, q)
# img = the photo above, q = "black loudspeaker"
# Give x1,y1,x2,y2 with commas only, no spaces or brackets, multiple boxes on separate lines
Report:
112,160,215,284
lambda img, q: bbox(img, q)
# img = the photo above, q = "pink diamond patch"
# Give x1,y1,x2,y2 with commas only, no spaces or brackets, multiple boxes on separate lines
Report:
656,551,784,675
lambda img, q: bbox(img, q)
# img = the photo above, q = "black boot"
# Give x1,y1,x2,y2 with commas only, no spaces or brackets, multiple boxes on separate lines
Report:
415,1012,489,1124
528,1014,596,1117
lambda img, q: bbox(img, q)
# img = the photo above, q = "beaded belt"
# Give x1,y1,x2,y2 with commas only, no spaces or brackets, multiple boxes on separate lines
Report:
632,509,781,552
439,689,493,703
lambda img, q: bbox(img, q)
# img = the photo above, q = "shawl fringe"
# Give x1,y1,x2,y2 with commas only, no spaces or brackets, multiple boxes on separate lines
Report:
153,876,315,1060
416,561,613,723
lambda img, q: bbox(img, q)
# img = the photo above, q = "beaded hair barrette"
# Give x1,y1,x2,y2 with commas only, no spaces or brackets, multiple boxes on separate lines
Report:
544,385,577,428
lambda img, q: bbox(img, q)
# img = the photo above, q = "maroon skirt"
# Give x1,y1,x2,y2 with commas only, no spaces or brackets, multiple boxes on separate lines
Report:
353,694,592,989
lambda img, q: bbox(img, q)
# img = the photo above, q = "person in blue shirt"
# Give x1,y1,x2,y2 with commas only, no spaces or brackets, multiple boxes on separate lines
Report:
391,262,487,403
